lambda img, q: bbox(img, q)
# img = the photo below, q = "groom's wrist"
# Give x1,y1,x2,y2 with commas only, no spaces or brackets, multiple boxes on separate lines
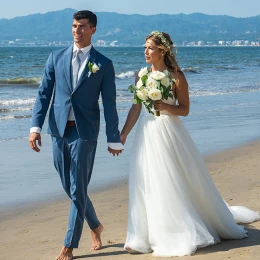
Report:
30,127,41,134
108,142,124,150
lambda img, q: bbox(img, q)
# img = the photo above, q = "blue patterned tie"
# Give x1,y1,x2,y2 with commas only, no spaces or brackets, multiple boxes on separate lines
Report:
72,49,82,88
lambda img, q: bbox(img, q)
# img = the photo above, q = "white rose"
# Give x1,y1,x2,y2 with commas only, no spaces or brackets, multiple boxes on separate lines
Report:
163,70,169,76
148,89,162,101
138,67,148,78
136,89,149,101
92,63,99,73
150,71,165,80
136,78,143,89
145,77,160,89
161,76,170,87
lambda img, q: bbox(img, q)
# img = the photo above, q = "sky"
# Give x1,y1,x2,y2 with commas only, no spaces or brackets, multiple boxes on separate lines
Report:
0,0,259,19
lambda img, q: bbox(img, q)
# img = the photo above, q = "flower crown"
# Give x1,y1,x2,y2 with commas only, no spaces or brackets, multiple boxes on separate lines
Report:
149,30,174,55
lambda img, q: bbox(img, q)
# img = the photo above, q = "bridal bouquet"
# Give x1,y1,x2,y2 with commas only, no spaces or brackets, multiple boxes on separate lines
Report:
128,67,175,116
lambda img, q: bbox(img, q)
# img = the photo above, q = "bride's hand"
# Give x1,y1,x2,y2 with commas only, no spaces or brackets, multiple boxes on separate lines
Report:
120,134,127,145
154,100,168,111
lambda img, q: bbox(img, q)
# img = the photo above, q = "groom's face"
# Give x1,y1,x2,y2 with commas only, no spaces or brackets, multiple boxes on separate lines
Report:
72,19,96,48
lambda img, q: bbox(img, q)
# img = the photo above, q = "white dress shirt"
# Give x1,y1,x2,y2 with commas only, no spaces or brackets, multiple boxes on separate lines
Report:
30,43,123,150
68,43,92,121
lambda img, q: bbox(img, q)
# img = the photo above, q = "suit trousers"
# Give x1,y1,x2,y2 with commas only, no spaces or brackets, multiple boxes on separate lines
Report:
52,126,100,248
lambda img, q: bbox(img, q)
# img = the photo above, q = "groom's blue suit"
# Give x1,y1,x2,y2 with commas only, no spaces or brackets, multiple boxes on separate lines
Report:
31,45,121,247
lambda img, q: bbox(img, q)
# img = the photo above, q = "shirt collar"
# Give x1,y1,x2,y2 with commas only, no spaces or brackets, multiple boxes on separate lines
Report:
73,43,92,55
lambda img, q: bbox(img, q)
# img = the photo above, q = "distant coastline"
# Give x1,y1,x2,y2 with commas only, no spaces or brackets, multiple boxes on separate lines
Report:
0,9,259,47
1,44,259,48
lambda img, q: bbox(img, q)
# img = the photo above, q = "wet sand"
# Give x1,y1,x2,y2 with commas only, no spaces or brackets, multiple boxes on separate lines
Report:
0,140,259,259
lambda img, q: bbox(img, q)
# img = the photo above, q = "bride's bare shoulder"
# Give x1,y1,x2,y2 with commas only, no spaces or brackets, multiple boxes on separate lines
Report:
168,70,187,86
168,69,183,78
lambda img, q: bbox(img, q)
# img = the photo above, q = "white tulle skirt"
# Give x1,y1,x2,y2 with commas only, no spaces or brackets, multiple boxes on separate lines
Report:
125,113,259,257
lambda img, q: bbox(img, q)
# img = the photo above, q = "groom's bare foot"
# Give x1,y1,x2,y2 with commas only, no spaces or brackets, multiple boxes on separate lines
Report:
56,246,73,260
90,224,104,250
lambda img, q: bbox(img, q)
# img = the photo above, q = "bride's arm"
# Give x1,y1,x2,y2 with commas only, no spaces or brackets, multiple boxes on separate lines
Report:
154,71,190,116
120,103,142,145
120,74,143,144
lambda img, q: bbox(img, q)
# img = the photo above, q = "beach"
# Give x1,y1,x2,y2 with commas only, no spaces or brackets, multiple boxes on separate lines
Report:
0,46,259,259
0,138,259,260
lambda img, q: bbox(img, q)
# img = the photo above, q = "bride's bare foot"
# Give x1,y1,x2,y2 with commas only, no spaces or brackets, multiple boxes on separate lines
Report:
90,224,104,250
125,246,142,254
55,246,73,260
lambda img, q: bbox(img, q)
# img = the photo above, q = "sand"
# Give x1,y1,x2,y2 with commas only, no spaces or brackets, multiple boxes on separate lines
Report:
0,140,260,260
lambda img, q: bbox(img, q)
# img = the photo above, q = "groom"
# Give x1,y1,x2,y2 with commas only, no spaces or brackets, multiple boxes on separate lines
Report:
29,10,123,260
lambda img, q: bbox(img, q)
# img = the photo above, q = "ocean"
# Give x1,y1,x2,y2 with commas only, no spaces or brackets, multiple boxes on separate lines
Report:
0,46,260,210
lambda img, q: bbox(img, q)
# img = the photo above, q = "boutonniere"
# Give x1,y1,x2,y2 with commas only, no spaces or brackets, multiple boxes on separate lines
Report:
88,62,100,78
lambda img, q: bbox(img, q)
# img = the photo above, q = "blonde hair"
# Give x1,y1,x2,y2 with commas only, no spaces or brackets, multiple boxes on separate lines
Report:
146,31,182,83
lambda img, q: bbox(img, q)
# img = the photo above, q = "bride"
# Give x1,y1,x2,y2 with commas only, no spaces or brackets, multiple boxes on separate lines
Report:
120,31,259,257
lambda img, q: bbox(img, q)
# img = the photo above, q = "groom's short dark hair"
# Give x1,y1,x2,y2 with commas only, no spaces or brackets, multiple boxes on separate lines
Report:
73,10,97,28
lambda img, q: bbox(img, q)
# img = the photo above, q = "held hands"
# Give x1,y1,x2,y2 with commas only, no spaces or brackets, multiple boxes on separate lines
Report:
107,133,127,156
29,132,42,152
107,147,123,156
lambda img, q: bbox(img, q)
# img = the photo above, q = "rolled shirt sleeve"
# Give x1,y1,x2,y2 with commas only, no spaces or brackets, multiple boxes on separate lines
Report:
108,142,124,150
30,127,41,133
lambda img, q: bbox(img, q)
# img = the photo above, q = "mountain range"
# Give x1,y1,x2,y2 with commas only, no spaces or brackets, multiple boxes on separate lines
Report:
0,8,259,46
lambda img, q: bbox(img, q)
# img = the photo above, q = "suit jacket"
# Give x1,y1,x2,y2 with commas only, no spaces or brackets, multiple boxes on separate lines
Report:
31,46,120,143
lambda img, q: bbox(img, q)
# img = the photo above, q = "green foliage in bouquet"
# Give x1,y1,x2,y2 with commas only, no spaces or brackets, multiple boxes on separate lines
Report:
128,68,175,115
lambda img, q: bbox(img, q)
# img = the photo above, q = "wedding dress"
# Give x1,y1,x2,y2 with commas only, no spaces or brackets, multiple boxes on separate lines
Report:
124,96,259,257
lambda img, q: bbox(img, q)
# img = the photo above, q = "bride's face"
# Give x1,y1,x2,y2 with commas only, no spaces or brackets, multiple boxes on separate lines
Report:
144,39,164,64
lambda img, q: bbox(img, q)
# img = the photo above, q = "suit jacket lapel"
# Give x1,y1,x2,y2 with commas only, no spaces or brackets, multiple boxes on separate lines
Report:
74,47,97,92
64,46,73,92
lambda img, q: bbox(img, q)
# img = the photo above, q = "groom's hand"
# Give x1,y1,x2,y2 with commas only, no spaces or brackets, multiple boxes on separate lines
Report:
29,132,42,152
108,147,123,156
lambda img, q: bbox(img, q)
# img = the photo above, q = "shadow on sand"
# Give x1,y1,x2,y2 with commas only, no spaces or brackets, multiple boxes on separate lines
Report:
73,243,127,259
195,225,260,256
74,225,260,259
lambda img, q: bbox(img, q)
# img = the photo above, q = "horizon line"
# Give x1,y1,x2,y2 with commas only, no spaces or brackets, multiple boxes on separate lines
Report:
0,8,259,20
